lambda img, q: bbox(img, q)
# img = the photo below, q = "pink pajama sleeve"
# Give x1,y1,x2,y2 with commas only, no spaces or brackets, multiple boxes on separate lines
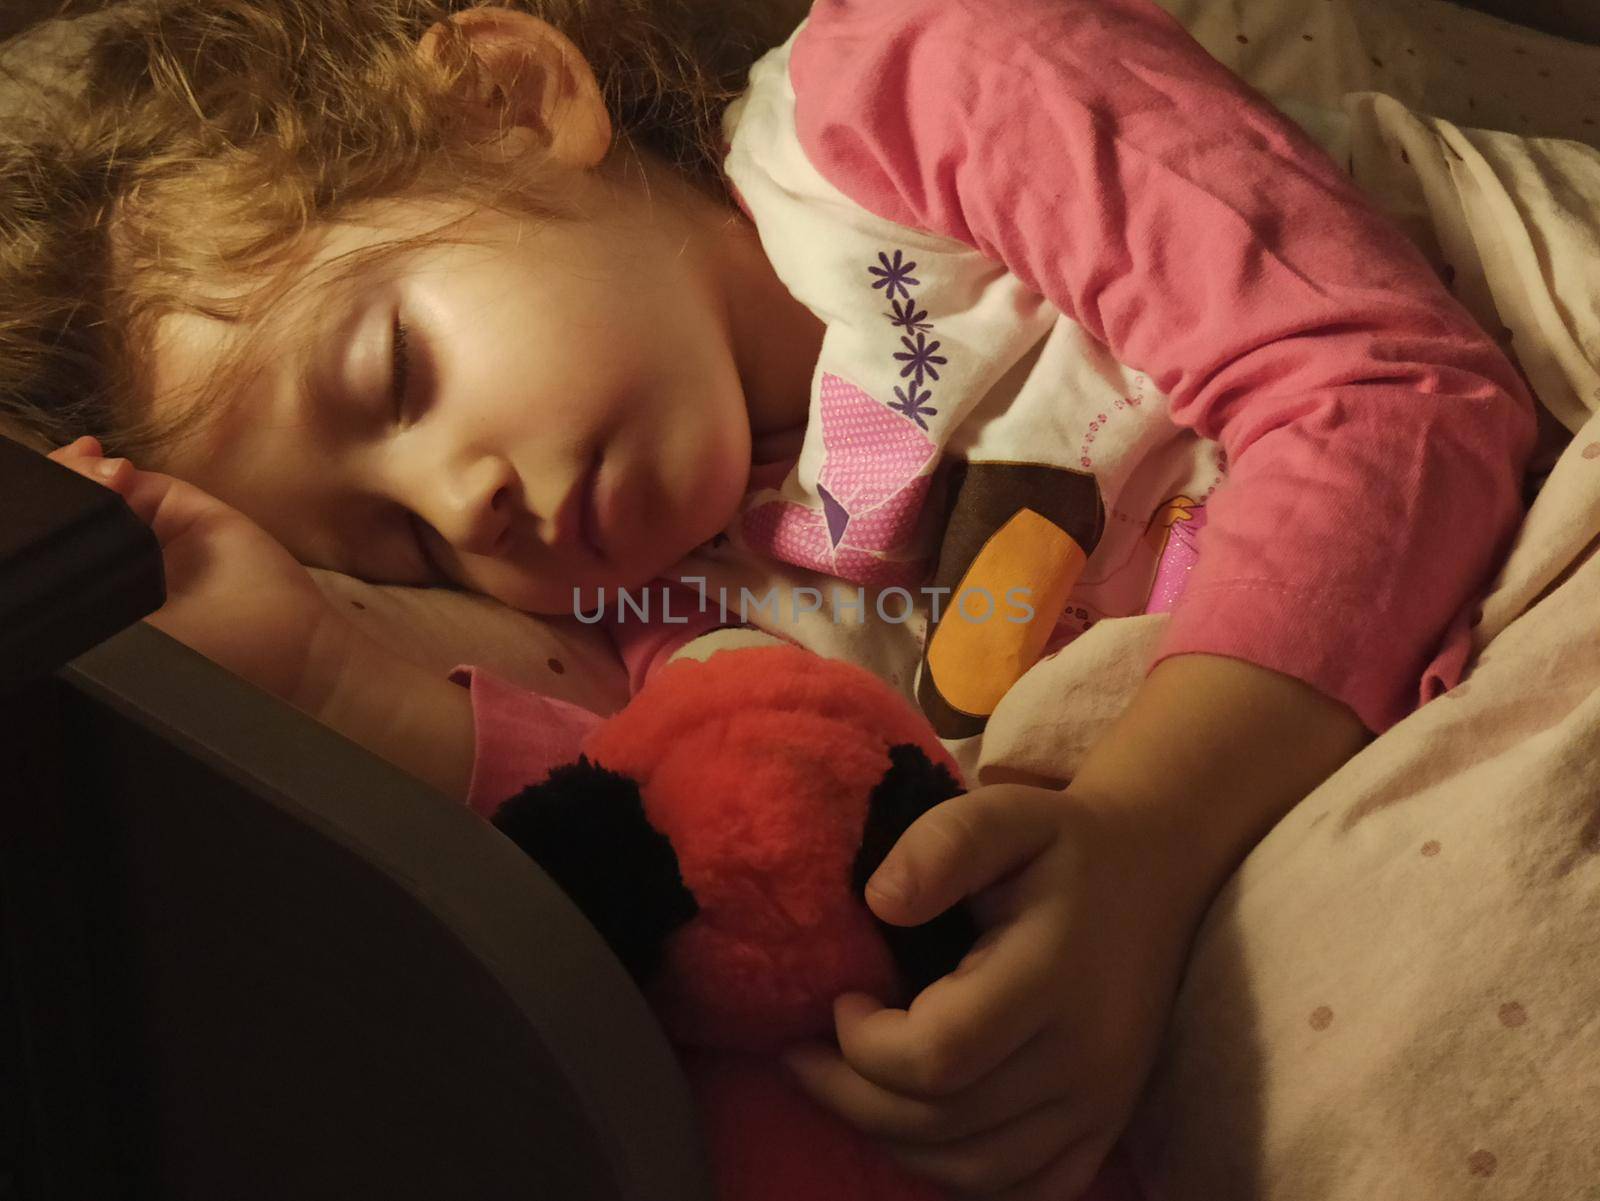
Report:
446,665,606,819
790,0,1536,731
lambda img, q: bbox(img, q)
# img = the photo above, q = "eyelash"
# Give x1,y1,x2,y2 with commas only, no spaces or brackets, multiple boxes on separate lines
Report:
391,314,411,418
391,314,436,582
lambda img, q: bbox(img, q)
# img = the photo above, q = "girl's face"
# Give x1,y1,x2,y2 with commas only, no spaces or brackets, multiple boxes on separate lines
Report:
142,163,812,614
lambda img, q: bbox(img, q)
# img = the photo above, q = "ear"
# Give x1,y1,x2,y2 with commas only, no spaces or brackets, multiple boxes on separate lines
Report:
417,7,612,169
850,744,980,995
492,755,698,988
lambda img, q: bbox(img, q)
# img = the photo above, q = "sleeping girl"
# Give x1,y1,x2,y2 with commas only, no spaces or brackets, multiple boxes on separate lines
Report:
9,0,1535,1197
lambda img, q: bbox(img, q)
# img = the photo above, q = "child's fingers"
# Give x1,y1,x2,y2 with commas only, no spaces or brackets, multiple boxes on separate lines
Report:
47,434,104,461
49,443,137,495
864,786,1059,927
101,464,225,549
46,445,227,548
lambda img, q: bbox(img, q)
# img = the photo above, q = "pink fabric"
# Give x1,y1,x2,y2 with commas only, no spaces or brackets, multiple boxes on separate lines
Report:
789,0,1536,731
606,578,732,696
742,374,940,588
447,664,605,819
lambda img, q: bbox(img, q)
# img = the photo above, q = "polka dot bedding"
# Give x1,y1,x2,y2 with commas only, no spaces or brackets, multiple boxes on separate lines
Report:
1155,0,1600,146
1104,26,1600,1185
1116,445,1600,1196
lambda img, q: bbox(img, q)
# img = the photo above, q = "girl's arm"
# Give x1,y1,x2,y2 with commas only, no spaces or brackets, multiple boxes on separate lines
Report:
41,442,473,809
302,618,478,805
790,0,1538,735
318,580,750,817
1070,654,1369,916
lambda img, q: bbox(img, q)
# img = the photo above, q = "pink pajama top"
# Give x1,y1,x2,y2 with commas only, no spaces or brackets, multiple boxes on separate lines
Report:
450,0,1535,819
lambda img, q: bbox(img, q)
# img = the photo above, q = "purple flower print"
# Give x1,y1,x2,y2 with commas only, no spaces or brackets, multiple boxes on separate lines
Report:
889,383,937,430
868,249,921,302
863,247,952,436
886,297,932,333
893,331,947,386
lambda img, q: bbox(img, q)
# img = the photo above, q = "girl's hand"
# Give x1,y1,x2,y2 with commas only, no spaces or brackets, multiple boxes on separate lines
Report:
781,654,1368,1200
47,435,350,711
780,780,1208,1201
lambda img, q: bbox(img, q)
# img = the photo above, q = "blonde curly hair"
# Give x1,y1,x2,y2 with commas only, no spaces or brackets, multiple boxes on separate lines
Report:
0,0,803,458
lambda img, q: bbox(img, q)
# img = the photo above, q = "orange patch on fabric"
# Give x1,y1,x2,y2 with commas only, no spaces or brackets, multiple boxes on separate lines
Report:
925,508,1085,716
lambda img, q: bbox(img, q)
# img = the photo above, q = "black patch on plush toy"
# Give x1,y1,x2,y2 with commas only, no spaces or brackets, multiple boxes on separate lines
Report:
851,744,980,995
492,755,699,988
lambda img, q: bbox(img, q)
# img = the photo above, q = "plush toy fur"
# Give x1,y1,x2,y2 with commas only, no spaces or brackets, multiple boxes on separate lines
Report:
492,643,1139,1201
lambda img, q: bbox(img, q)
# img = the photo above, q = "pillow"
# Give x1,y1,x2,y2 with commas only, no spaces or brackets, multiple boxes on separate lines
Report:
1153,0,1600,146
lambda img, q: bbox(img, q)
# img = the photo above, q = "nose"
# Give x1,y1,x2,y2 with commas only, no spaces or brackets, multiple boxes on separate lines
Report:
420,450,517,557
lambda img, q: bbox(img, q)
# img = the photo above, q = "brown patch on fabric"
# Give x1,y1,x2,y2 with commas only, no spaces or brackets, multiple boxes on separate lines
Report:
1497,1002,1527,1028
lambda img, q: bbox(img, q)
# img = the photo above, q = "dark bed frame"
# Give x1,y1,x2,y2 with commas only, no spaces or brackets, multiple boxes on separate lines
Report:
0,434,709,1199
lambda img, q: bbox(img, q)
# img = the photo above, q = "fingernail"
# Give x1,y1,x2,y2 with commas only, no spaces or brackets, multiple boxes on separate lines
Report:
865,871,909,907
94,458,127,480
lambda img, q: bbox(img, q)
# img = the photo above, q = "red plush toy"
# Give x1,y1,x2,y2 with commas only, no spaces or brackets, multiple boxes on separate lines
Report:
491,643,1138,1201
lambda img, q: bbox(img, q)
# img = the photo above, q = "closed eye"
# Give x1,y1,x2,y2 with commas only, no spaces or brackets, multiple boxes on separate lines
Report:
392,314,410,419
